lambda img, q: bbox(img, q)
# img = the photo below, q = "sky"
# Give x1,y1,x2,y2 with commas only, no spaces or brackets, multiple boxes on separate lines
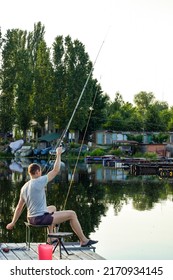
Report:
1,0,173,105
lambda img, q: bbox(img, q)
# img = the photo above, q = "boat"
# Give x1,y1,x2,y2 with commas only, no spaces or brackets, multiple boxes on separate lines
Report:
40,146,52,156
33,145,52,156
9,139,24,154
33,147,42,156
85,154,116,164
15,146,33,157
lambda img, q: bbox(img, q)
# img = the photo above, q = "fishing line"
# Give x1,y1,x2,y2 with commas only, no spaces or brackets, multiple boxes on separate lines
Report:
62,87,99,210
44,28,109,174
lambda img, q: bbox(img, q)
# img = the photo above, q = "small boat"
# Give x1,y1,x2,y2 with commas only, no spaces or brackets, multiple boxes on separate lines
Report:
33,147,42,156
9,139,24,154
40,146,52,156
15,146,33,157
85,154,116,164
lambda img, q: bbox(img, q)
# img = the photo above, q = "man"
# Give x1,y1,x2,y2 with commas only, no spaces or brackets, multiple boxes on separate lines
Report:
6,147,98,247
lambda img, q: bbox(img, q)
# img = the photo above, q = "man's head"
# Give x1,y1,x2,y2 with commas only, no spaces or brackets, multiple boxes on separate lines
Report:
28,163,42,177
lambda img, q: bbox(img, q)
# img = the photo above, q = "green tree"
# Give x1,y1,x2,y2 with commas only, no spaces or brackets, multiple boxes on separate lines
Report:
103,92,125,130
33,40,54,134
167,106,173,131
51,35,66,129
134,91,155,110
0,29,17,137
86,81,109,134
145,102,170,132
52,35,99,134
27,22,54,136
134,91,155,132
13,30,33,140
15,47,33,140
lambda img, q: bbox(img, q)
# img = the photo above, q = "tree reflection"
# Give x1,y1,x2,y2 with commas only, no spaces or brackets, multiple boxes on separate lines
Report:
0,160,173,243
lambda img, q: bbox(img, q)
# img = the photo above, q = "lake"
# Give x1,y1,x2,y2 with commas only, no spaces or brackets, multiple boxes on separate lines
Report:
0,157,173,260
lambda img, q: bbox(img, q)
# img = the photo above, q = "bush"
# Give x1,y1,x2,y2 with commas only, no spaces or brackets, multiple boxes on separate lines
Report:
90,148,105,156
109,149,123,156
144,152,157,159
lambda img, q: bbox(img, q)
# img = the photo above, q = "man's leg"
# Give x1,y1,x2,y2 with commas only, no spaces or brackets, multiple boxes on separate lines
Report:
47,205,56,236
52,210,89,245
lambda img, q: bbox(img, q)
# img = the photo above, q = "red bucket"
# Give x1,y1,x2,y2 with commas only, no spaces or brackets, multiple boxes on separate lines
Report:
38,244,53,260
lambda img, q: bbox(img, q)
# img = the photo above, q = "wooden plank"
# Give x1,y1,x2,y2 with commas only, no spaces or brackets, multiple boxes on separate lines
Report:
67,248,95,260
1,244,19,260
9,243,33,260
66,243,105,260
18,243,38,260
82,249,106,260
53,245,82,260
1,243,105,260
0,251,7,260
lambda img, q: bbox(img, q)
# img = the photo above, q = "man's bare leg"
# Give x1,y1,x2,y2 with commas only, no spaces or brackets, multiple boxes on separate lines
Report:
51,210,89,245
47,205,56,237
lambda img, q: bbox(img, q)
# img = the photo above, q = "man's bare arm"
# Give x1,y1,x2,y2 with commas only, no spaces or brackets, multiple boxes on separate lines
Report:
47,146,62,182
6,196,25,230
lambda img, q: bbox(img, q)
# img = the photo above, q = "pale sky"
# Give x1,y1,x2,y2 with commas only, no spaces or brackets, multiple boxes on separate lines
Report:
1,0,173,105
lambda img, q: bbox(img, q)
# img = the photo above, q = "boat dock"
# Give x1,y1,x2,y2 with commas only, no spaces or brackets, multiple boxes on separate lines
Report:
0,242,105,260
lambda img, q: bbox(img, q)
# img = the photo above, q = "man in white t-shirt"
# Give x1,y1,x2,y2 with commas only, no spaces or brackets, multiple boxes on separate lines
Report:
6,147,98,247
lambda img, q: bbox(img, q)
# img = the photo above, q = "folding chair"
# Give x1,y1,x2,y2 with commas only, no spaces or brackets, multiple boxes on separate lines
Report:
47,232,73,259
24,222,48,249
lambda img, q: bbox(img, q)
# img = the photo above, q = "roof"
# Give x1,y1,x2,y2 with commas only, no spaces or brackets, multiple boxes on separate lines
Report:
38,133,61,142
112,140,139,145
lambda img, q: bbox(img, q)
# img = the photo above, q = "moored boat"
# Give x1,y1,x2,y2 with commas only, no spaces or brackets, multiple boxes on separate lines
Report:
85,154,116,164
15,146,33,157
33,147,42,156
40,146,52,155
9,139,24,154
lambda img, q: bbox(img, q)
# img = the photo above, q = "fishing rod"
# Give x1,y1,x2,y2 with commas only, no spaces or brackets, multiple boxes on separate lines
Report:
62,86,99,210
52,31,109,213
58,37,105,144
60,26,110,142
45,30,109,173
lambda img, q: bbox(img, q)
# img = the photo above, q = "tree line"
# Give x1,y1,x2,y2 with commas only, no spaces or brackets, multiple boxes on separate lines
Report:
0,22,173,142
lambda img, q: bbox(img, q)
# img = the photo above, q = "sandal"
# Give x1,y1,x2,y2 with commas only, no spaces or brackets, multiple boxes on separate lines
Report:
81,240,98,247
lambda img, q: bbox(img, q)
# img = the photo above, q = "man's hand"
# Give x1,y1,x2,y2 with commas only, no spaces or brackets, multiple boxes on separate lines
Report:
56,146,62,155
47,146,62,182
6,222,15,230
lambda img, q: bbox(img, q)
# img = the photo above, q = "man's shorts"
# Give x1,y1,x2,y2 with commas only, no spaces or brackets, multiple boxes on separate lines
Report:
28,212,54,225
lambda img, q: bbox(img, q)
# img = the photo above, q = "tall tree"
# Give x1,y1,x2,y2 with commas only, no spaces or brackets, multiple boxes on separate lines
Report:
145,102,171,132
134,91,156,132
32,40,53,134
134,91,155,110
82,81,109,137
52,35,96,132
15,45,33,140
27,22,53,135
51,35,66,129
0,29,18,137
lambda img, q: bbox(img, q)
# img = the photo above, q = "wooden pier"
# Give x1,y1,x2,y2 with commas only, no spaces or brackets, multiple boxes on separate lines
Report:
130,163,173,177
0,242,105,260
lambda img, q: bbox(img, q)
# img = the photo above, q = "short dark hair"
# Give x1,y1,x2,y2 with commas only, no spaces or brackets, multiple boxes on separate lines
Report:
28,163,41,175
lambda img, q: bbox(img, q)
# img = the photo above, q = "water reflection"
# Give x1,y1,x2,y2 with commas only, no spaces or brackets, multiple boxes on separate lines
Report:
0,158,173,259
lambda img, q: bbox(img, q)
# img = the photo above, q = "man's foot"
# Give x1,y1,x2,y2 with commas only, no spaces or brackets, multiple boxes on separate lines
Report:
81,240,98,247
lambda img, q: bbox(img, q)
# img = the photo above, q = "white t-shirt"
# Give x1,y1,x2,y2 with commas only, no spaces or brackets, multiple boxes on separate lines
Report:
21,175,48,217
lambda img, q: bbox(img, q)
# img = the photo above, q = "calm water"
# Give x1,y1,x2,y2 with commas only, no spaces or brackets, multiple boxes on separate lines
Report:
0,157,173,260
